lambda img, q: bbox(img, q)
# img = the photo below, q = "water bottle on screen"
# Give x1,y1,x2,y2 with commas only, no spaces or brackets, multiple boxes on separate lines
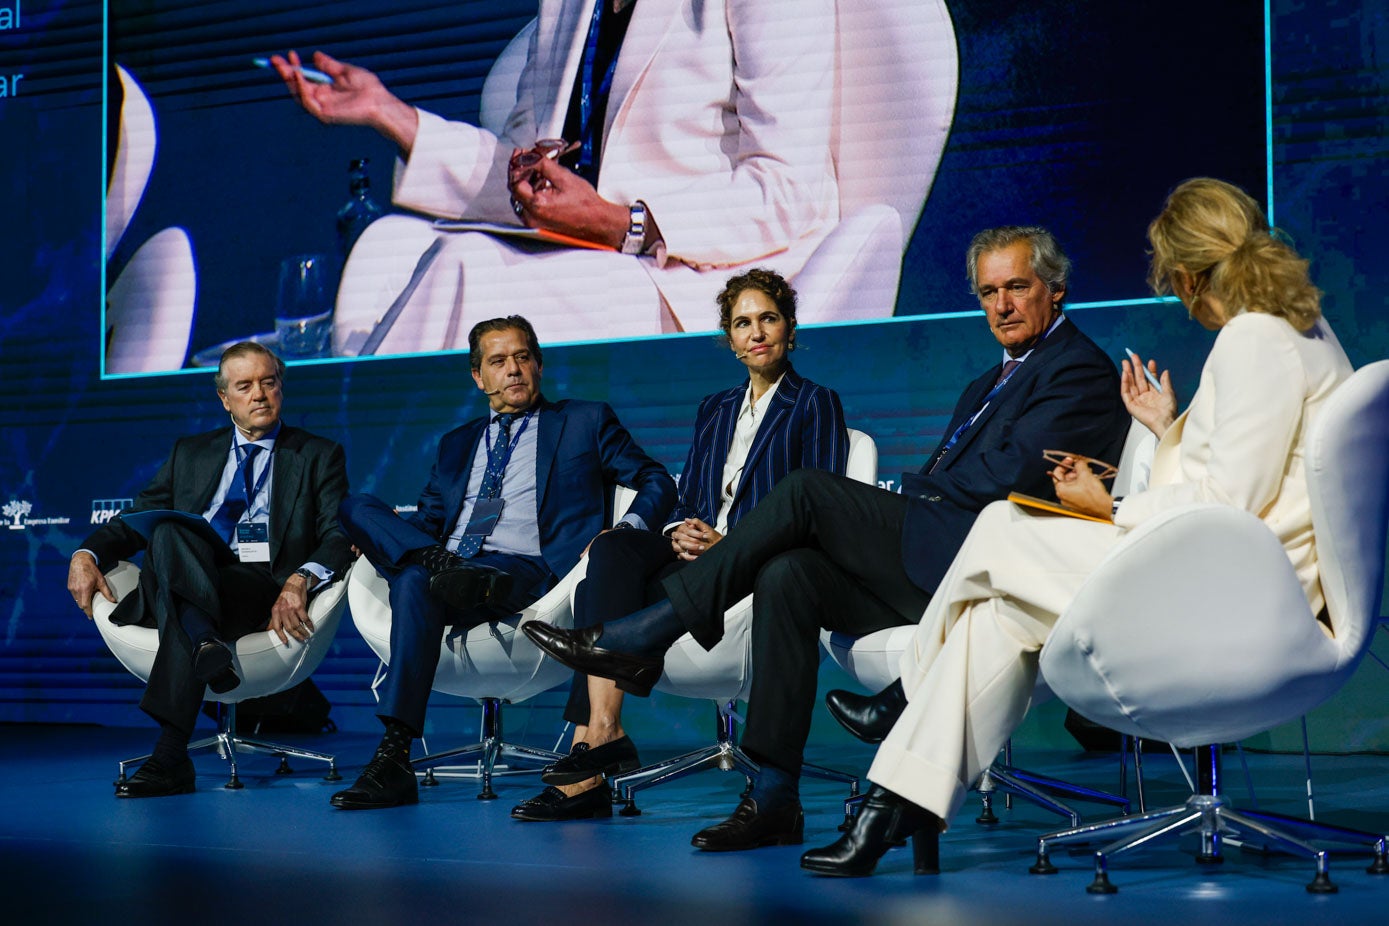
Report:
336,158,385,258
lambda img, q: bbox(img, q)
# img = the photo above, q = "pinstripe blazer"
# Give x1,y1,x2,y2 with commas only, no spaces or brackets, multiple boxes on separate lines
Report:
667,366,847,530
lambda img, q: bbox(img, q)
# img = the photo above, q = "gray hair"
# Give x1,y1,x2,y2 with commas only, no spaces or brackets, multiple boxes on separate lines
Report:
966,226,1071,305
215,341,286,392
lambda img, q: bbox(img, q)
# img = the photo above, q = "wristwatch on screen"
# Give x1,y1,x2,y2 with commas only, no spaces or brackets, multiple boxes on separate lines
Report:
621,200,648,255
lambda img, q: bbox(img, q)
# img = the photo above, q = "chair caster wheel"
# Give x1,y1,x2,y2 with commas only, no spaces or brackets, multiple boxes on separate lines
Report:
275,758,294,776
976,808,999,825
1306,872,1338,894
323,766,343,782
1029,855,1058,875
619,802,642,817
1086,871,1117,894
1367,853,1389,875
225,776,245,790
1195,853,1224,866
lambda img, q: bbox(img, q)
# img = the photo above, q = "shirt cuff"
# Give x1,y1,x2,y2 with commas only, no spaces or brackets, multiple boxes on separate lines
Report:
296,562,334,593
617,513,649,532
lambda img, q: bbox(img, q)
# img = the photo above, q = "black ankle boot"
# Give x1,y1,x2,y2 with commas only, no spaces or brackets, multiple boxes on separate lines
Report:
800,785,940,877
825,679,907,744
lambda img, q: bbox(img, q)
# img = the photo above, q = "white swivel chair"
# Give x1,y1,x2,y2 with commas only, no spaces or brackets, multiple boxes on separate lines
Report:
93,561,350,788
106,64,197,375
609,429,880,813
1030,361,1389,894
346,490,631,799
331,1,959,354
821,419,1158,828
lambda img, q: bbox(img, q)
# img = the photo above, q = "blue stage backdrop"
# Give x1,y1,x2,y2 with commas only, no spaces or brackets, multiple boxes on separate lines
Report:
1,0,1386,746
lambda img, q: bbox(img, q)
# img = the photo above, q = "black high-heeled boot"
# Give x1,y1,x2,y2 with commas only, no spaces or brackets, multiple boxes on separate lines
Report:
824,679,907,744
800,785,940,877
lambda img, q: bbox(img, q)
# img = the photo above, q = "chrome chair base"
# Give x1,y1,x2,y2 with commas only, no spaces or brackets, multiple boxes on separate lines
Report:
610,700,859,817
115,702,340,790
1030,745,1389,894
411,697,564,800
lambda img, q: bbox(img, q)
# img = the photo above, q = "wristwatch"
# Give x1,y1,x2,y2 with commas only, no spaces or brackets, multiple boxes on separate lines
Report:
620,200,648,255
294,567,318,587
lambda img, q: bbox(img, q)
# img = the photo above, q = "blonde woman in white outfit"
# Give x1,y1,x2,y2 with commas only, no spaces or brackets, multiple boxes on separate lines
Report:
802,177,1354,878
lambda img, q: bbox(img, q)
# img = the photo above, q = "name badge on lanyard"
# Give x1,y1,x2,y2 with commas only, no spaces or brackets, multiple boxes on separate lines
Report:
237,522,271,563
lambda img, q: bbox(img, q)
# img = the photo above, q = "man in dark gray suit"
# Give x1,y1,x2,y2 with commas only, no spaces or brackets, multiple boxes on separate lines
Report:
68,342,353,798
527,225,1131,849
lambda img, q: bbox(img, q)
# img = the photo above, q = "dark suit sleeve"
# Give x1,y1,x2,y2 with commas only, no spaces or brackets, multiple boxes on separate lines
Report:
902,349,1125,511
594,403,677,530
801,384,849,476
300,441,354,579
78,440,184,572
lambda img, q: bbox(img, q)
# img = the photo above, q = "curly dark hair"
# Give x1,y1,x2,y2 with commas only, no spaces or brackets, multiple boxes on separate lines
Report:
714,268,798,344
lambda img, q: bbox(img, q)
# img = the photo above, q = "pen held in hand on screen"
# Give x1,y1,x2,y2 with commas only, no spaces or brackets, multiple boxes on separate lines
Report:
252,57,333,85
1124,347,1164,392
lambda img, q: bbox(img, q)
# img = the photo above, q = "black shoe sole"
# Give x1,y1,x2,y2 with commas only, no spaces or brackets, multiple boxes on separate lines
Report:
330,792,419,810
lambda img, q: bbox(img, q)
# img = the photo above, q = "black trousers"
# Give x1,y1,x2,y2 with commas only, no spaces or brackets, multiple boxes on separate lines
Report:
562,528,685,724
139,521,280,736
662,469,934,775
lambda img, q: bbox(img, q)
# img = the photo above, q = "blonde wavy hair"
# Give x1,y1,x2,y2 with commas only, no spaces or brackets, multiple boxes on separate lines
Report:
1147,178,1321,332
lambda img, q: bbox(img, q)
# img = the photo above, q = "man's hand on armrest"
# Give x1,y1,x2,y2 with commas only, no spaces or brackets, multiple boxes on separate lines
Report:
67,551,113,620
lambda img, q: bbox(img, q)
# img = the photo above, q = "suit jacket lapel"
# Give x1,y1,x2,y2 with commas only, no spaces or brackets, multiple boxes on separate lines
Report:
538,1,600,139
185,428,233,514
267,426,304,563
444,418,488,532
946,320,1079,463
700,386,742,510
735,371,801,507
535,401,563,513
605,0,677,144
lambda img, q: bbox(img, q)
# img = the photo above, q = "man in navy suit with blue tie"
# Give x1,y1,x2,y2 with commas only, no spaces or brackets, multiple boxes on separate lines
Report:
528,227,1131,848
332,315,676,809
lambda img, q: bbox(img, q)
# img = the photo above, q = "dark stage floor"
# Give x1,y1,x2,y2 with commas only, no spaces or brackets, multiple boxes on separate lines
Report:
3,723,1387,924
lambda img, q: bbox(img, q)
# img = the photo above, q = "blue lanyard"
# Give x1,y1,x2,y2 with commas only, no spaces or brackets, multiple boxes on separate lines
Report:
929,318,1061,472
576,1,621,177
490,411,534,474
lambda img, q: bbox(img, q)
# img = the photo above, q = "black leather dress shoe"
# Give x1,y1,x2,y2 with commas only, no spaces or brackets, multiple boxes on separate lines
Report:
800,785,940,877
825,678,907,744
510,784,613,822
116,756,196,798
330,752,419,810
429,563,514,612
691,798,804,851
193,639,240,695
523,623,663,696
541,736,642,785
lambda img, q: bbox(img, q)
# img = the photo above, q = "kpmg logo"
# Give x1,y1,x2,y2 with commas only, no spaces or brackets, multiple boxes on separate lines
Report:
92,498,135,524
4,499,31,530
3,498,70,530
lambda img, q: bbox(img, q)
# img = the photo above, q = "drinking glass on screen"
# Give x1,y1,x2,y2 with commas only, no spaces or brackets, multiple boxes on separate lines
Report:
274,254,335,358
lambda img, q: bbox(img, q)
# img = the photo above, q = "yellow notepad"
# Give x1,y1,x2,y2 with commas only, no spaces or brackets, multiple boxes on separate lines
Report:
1007,492,1114,524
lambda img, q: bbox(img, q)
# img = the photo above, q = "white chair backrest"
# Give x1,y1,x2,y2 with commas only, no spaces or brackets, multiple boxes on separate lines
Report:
108,65,158,258
1306,360,1389,668
476,3,958,241
831,0,957,239
845,428,878,486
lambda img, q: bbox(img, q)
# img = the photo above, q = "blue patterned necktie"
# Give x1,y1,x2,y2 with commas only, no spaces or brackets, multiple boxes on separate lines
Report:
456,414,515,557
209,444,263,543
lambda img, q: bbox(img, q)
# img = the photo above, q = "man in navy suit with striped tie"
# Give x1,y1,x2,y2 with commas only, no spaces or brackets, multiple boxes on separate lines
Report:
332,315,675,810
528,227,1131,849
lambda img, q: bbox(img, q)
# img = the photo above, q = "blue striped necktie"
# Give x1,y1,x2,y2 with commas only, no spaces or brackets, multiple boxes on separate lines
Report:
456,414,515,557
